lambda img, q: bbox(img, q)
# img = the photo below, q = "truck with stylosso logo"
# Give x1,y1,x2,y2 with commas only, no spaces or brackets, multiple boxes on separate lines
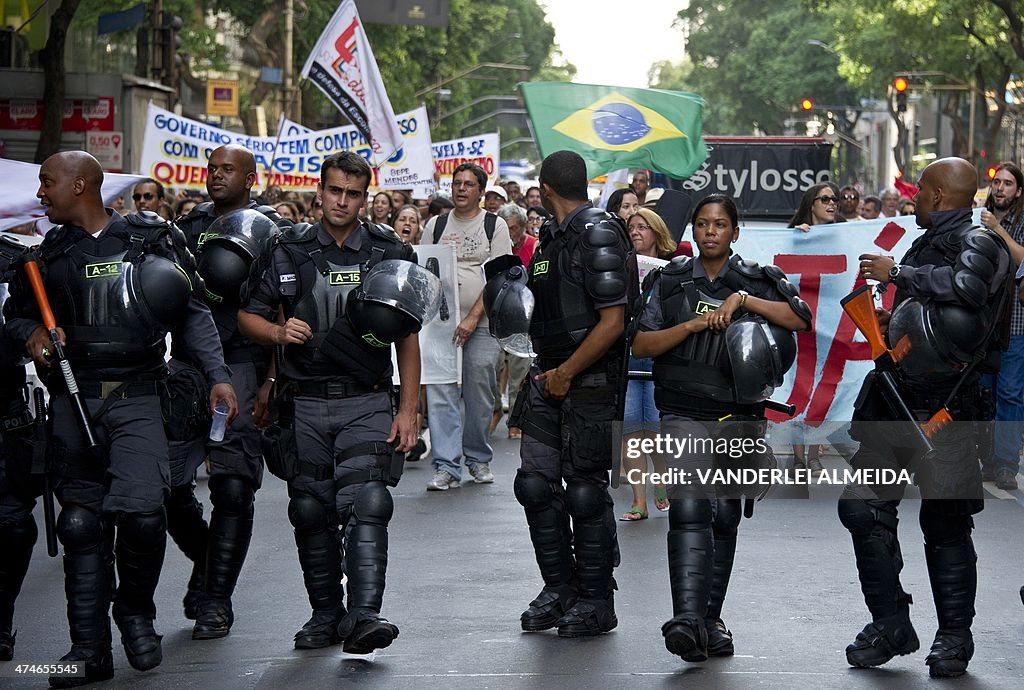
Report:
659,136,833,224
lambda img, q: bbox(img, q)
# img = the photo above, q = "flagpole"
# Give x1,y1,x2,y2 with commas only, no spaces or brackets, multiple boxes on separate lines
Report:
267,0,295,182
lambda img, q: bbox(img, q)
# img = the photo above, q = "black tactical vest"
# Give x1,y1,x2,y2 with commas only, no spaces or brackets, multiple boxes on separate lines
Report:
527,210,603,364
278,224,404,382
43,224,168,371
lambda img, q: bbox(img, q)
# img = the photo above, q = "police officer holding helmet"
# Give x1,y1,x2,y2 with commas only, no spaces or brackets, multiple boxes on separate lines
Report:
506,150,637,638
846,157,1011,678
166,144,286,640
2,151,237,687
632,193,811,663
238,150,424,655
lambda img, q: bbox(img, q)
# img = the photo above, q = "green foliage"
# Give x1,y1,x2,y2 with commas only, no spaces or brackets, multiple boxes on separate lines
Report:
668,0,864,134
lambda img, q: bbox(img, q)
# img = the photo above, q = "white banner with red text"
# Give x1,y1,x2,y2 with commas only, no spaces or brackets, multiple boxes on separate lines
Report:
432,133,500,195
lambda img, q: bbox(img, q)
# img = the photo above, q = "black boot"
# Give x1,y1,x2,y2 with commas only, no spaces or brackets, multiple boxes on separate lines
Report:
337,482,398,654
705,498,740,657
112,510,166,672
661,498,712,662
0,516,37,660
193,476,254,640
924,541,977,678
289,495,345,649
556,481,616,638
165,484,208,620
839,496,919,668
513,471,576,631
49,507,115,689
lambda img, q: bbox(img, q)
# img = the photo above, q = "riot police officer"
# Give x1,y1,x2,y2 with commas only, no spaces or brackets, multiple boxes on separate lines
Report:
0,236,37,662
848,157,1011,678
167,144,286,639
2,151,237,687
632,194,811,662
509,150,637,637
238,151,422,655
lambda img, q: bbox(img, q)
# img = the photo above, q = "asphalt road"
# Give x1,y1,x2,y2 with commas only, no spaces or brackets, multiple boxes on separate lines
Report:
3,426,1023,689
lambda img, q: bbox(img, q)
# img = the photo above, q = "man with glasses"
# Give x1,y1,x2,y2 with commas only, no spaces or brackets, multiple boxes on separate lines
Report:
420,163,512,490
839,185,863,221
132,178,165,213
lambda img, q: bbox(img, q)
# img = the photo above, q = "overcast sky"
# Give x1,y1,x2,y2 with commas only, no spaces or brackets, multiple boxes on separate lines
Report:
540,0,685,88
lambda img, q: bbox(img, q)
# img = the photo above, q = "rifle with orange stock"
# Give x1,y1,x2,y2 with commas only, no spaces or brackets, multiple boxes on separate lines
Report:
22,258,103,456
840,285,946,456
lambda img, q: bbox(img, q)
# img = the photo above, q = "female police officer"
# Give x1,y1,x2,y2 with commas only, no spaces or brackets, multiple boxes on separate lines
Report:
632,194,811,663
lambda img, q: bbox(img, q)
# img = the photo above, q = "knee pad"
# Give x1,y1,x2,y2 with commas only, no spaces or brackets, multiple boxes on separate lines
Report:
117,509,166,545
713,498,741,536
668,497,713,530
920,509,973,547
565,481,609,521
209,475,255,513
837,490,880,536
288,494,328,532
351,481,394,526
57,505,103,550
514,470,554,511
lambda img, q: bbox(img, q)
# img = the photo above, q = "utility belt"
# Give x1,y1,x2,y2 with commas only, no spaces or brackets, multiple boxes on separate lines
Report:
656,390,764,422
224,344,269,367
291,379,391,399
261,384,403,486
901,382,991,421
73,379,162,400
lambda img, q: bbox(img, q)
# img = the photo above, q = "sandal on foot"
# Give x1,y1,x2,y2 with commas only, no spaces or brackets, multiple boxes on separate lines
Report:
619,508,648,521
654,487,670,512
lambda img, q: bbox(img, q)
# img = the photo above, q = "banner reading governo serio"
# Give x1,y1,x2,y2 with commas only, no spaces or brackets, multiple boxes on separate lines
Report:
138,104,435,194
432,133,500,195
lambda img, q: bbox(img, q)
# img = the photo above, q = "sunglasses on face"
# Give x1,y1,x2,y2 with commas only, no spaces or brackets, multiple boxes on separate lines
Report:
815,196,837,205
133,192,156,201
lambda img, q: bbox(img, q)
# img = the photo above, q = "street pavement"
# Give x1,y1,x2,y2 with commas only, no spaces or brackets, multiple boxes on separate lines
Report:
3,423,1023,689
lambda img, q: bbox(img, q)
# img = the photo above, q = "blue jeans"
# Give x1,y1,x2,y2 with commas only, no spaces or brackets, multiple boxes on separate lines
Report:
427,328,500,479
984,334,1024,475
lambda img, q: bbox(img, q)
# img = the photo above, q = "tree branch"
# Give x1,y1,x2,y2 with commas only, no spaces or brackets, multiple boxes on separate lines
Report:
988,0,1024,63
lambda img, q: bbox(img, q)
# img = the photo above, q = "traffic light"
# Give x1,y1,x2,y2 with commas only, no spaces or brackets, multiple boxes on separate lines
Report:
800,98,813,111
893,76,908,113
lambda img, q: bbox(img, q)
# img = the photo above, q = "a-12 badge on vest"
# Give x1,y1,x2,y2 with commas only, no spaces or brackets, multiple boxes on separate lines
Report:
84,261,121,279
693,300,719,315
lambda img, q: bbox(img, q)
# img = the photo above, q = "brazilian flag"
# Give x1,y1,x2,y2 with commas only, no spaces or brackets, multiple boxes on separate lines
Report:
520,82,708,179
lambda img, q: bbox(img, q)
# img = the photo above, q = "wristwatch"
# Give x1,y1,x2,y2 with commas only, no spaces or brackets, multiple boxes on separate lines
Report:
888,264,902,282
737,290,749,308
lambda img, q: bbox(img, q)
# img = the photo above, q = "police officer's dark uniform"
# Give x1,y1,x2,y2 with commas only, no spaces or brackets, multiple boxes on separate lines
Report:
637,252,810,660
3,209,231,686
511,199,636,637
0,238,38,662
242,218,412,653
165,200,285,638
841,201,1011,677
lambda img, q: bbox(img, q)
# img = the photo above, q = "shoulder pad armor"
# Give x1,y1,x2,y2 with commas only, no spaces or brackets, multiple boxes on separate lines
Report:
580,215,629,303
255,204,291,229
0,234,29,279
280,222,316,244
662,255,694,275
729,254,762,278
367,222,403,245
180,202,213,223
953,227,1008,309
125,210,172,230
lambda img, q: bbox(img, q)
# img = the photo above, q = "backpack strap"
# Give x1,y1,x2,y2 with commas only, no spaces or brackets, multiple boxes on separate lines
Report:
433,211,498,250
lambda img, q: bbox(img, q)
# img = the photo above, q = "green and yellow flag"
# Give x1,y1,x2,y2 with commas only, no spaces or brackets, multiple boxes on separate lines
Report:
520,82,708,179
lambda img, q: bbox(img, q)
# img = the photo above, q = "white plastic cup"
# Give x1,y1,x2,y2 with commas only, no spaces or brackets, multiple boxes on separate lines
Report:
209,401,229,442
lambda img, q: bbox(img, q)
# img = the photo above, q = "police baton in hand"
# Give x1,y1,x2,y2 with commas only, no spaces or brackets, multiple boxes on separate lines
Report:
23,259,102,456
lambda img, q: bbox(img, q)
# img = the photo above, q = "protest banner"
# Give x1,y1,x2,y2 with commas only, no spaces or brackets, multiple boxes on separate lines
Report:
138,104,435,194
432,133,500,194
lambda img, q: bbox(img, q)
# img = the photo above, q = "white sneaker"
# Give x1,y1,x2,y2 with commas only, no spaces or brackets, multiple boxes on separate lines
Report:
469,463,494,484
427,470,459,491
